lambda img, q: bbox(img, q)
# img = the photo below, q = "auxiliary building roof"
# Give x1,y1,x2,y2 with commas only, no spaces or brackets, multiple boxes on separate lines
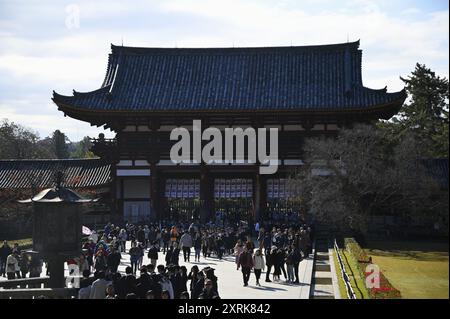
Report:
0,158,111,189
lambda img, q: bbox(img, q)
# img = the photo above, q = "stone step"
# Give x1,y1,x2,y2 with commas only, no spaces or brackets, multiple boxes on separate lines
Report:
311,284,335,299
316,252,329,260
312,295,335,299
315,259,330,266
315,264,331,272
313,272,333,285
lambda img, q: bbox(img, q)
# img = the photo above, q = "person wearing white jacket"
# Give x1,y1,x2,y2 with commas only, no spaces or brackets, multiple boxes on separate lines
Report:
6,252,19,280
159,275,174,299
89,271,109,299
252,249,265,286
180,232,193,262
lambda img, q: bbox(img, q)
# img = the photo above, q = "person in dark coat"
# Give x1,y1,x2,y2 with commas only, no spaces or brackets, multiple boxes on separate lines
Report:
276,248,287,281
107,247,121,273
136,267,152,299
265,246,275,282
179,266,188,294
0,241,12,277
188,265,199,296
203,267,218,294
147,241,159,267
115,266,137,299
263,233,272,256
170,245,180,266
168,265,182,299
165,246,173,266
237,248,254,287
191,271,205,299
198,279,220,299
292,244,302,284
149,274,163,299
137,227,146,244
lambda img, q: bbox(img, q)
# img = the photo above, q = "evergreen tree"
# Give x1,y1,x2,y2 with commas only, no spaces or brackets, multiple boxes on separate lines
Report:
70,136,95,158
381,64,449,158
52,129,70,159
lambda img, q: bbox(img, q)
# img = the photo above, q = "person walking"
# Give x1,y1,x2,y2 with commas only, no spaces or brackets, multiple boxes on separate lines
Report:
292,244,302,284
180,232,193,262
165,246,173,267
234,239,244,265
147,241,159,267
171,243,181,266
253,249,265,286
94,249,107,272
116,266,137,299
285,248,295,283
89,271,109,299
198,279,220,299
0,241,12,277
18,252,29,279
201,234,208,259
107,247,121,274
162,228,171,254
129,241,141,275
188,265,199,297
118,229,127,253
237,247,253,287
276,247,288,281
265,246,275,283
194,235,202,262
6,251,19,280
137,242,145,270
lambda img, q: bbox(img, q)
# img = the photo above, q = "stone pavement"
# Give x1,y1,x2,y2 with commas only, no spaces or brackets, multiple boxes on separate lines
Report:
117,242,314,299
1,242,315,299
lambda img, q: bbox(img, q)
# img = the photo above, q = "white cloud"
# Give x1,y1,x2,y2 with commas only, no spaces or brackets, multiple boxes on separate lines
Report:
0,0,448,141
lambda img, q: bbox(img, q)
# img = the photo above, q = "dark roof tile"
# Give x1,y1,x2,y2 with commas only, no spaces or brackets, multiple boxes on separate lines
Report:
53,41,406,112
0,159,111,189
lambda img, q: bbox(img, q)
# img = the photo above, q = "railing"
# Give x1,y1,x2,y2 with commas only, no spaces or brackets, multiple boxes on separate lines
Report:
0,276,81,299
334,238,357,299
0,277,50,289
0,288,77,299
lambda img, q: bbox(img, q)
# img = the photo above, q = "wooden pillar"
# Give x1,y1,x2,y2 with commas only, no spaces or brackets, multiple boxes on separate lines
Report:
200,165,212,223
254,170,267,223
150,162,160,221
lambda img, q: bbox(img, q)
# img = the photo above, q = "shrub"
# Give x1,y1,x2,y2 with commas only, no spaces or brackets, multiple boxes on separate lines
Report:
344,237,402,299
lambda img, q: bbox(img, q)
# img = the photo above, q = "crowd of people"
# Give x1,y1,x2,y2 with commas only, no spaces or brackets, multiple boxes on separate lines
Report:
1,216,313,299
0,241,43,281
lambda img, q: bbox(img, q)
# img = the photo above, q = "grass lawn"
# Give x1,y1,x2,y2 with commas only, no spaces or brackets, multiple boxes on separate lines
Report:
365,240,449,299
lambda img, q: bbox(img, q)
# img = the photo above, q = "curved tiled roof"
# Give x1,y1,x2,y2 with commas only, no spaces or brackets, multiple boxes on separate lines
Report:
53,41,406,113
0,159,111,189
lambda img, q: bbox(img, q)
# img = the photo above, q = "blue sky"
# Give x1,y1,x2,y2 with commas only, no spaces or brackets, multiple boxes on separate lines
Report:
0,0,448,141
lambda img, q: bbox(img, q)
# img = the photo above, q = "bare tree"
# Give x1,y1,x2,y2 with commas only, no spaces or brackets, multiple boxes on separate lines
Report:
295,124,443,234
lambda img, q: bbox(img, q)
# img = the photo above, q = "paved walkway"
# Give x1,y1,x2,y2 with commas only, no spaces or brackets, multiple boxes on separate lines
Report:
1,242,315,299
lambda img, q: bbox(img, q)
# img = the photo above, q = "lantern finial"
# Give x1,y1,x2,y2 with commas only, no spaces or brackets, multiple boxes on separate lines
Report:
55,171,64,189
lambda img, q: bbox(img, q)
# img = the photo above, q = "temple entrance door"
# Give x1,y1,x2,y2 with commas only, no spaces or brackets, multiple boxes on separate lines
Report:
266,178,303,224
165,199,202,223
163,178,200,223
123,201,152,223
213,178,254,226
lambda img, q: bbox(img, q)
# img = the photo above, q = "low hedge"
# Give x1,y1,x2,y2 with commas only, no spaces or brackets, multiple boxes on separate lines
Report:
344,238,402,299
